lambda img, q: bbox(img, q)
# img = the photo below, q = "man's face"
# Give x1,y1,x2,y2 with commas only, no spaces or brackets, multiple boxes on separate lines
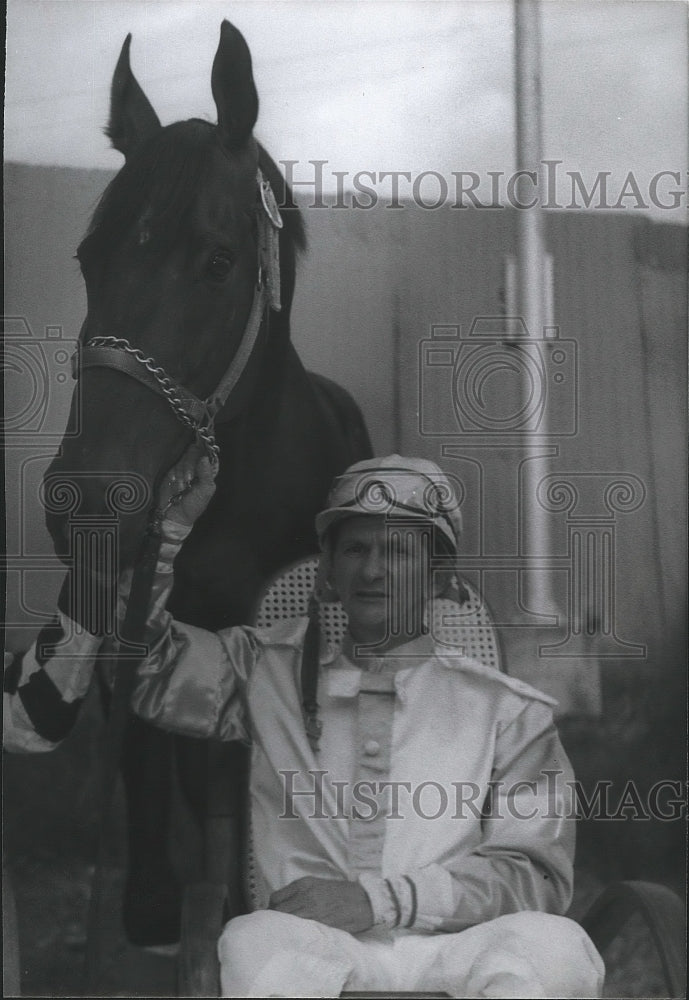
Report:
329,514,434,645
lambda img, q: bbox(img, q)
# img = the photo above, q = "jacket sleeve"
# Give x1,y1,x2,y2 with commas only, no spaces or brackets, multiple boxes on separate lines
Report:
127,525,257,742
2,521,188,752
2,527,169,753
3,519,255,750
3,618,104,753
130,612,257,742
360,699,575,932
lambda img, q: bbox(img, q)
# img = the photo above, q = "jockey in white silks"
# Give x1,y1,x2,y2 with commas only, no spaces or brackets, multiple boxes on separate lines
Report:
4,453,604,998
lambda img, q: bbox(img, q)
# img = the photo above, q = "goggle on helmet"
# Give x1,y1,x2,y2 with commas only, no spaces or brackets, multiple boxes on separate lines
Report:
315,454,462,554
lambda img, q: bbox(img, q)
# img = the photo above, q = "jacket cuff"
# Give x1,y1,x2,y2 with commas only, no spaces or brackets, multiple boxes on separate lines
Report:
359,866,456,931
358,873,399,928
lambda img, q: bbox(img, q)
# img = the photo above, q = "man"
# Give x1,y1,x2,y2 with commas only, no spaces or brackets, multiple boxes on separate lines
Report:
5,453,604,997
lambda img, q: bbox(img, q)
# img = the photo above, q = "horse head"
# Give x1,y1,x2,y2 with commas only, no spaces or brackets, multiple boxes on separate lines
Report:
44,21,305,587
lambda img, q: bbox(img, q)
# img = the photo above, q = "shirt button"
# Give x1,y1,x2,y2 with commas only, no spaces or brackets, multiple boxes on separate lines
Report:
363,739,381,756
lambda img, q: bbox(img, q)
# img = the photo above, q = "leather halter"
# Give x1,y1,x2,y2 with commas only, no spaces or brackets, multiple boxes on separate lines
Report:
73,168,284,467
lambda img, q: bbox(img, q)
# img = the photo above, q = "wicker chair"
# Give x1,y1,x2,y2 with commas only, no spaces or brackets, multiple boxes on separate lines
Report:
178,557,686,998
254,555,501,666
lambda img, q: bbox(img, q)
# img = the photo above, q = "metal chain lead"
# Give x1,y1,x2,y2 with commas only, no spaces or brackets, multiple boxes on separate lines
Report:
84,335,220,467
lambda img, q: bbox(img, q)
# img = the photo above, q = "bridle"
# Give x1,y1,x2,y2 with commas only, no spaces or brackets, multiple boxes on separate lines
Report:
72,168,284,470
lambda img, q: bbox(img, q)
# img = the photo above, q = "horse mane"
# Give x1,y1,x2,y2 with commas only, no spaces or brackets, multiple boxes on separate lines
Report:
81,119,306,261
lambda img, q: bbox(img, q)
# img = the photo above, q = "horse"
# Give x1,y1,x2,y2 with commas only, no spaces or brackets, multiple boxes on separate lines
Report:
43,20,372,947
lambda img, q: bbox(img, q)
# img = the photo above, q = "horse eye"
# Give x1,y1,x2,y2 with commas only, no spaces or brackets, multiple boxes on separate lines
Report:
206,249,236,281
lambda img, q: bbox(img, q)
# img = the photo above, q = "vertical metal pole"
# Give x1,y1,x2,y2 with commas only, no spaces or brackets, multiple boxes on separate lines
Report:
392,292,402,454
514,0,551,611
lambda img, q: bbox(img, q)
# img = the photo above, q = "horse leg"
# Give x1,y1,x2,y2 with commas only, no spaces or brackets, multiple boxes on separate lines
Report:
175,736,250,914
173,733,208,822
120,715,182,947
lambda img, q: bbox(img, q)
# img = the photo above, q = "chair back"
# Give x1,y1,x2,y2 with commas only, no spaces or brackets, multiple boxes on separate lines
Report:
253,555,502,670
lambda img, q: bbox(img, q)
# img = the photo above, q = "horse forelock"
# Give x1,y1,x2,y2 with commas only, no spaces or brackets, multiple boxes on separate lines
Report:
81,122,306,266
84,121,217,255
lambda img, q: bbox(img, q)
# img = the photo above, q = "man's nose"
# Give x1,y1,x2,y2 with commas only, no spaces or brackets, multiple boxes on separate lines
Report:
361,546,386,581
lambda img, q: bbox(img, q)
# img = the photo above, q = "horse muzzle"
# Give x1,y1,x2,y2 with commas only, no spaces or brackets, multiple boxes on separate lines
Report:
42,458,154,571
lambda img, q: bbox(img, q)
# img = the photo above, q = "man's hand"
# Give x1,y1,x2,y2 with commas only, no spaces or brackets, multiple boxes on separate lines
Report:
157,444,217,529
269,877,374,934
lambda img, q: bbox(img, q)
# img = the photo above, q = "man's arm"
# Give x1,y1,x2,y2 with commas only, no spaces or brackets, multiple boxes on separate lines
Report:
3,450,252,749
3,607,104,753
2,520,189,752
127,520,255,741
123,456,256,741
359,700,575,932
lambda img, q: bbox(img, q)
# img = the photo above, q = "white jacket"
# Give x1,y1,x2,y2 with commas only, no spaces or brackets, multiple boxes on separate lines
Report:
5,524,575,934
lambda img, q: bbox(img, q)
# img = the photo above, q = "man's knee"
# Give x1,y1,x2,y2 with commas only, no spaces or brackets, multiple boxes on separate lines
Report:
471,912,605,999
218,912,264,967
218,910,353,998
218,913,255,996
219,910,314,967
218,912,293,995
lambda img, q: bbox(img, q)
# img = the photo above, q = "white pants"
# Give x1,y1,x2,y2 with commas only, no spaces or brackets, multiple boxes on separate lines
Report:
218,909,605,998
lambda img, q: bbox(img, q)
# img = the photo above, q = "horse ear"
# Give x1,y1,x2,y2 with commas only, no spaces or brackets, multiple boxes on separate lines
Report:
211,21,259,151
106,34,161,159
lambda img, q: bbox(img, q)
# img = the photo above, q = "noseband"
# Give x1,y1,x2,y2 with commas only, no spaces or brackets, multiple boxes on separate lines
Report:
73,169,284,468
